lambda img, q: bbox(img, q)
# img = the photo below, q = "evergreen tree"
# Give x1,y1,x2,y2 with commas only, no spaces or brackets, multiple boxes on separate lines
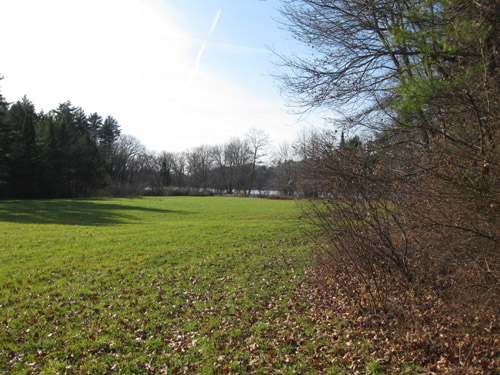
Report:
98,116,121,178
52,102,106,197
159,158,171,187
87,112,103,142
7,96,39,198
54,102,77,196
36,113,60,197
0,79,11,197
98,116,120,150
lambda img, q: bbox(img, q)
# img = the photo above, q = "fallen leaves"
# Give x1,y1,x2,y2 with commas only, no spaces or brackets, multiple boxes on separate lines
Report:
7,197,499,374
300,268,500,374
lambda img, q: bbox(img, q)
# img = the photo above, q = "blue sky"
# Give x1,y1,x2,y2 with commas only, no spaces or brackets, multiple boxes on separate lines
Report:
1,0,317,152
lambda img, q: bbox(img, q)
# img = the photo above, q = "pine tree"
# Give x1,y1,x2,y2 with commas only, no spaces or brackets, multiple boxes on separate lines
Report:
7,96,39,198
0,79,11,197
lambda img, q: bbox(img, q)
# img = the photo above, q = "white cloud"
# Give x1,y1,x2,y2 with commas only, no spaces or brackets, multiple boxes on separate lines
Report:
1,0,306,152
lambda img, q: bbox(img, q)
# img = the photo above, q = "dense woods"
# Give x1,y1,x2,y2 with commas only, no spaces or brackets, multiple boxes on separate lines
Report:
0,94,118,199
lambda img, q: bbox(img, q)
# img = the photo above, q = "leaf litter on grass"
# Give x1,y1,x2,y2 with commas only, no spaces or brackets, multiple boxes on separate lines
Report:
0,197,428,374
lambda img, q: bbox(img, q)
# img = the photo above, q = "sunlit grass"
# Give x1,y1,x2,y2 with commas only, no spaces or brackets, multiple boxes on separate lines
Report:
0,197,320,374
0,196,412,374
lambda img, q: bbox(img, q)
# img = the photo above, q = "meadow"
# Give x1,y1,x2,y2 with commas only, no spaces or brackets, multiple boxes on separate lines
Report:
0,196,347,374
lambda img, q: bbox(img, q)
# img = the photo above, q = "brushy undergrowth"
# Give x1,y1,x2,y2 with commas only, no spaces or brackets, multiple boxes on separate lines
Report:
0,196,419,375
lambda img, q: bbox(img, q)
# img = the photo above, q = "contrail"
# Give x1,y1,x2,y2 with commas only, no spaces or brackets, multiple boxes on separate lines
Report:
194,44,206,70
209,8,221,34
185,43,206,87
172,8,221,116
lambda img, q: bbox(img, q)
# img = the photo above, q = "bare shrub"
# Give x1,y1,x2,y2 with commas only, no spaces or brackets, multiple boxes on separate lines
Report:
297,126,499,304
278,0,500,370
294,126,499,370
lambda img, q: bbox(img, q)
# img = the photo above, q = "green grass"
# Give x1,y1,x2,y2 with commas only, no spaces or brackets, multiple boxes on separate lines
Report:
0,196,325,374
0,196,420,374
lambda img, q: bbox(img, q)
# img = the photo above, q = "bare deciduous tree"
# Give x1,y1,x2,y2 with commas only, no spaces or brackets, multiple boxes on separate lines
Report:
245,128,270,195
186,145,213,190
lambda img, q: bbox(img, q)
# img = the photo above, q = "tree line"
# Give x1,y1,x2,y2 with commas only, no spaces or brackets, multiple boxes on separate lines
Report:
0,89,304,199
0,95,120,199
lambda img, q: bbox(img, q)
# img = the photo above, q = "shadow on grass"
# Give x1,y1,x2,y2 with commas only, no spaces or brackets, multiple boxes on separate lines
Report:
0,198,187,226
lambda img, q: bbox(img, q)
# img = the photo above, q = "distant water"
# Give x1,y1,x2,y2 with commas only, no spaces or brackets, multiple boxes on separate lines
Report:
248,189,280,196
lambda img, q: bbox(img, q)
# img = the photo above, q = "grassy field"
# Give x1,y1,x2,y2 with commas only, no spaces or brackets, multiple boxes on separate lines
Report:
0,196,342,374
0,196,415,375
